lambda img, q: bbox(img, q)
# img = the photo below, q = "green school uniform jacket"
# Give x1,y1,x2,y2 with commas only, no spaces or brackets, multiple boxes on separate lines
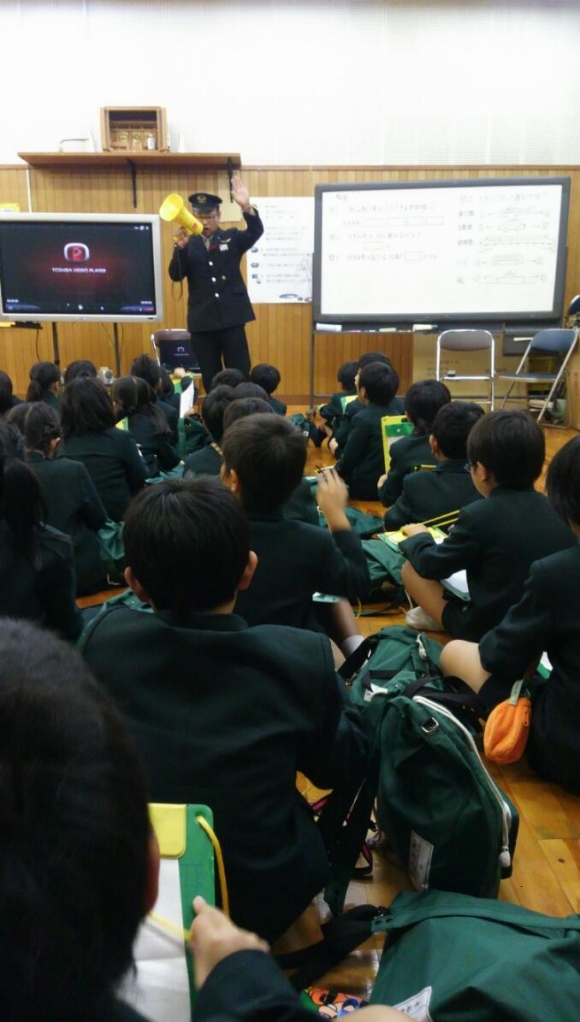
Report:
27,452,107,594
79,606,368,942
58,427,149,522
479,544,580,793
319,388,357,426
124,413,180,477
378,432,436,505
235,510,370,628
336,400,405,501
383,459,482,531
183,441,222,477
268,395,287,416
196,950,324,1022
399,486,576,641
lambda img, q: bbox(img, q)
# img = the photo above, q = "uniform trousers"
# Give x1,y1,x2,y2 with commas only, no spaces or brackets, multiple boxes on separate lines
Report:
191,325,251,391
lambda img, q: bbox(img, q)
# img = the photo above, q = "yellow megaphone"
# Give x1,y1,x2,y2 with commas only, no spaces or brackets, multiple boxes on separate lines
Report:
159,193,203,236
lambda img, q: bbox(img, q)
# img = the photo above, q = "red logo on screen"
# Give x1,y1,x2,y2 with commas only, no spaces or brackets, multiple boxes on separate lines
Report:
64,243,90,262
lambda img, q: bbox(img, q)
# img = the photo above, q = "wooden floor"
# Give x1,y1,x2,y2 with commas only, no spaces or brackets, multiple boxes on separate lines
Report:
284,409,580,1000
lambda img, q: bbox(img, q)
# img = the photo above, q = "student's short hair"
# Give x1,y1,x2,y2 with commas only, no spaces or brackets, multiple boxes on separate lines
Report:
63,359,97,385
222,414,307,512
0,370,15,415
0,618,150,1019
210,368,246,390
250,363,281,396
61,377,115,437
467,409,545,489
432,401,485,460
357,351,393,371
222,397,274,431
405,380,451,434
336,361,358,391
233,382,269,401
546,435,580,526
124,477,250,615
358,361,399,406
24,402,61,457
130,354,161,390
26,361,60,402
201,385,236,442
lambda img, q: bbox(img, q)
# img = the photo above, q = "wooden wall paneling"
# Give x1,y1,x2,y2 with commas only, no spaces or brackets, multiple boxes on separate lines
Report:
2,164,580,399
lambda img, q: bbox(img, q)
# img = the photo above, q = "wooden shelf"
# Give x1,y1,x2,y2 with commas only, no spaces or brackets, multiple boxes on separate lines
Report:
17,152,241,169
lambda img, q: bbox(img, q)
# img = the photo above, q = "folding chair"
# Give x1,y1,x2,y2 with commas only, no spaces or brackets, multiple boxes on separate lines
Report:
435,329,495,408
495,328,578,423
151,329,201,375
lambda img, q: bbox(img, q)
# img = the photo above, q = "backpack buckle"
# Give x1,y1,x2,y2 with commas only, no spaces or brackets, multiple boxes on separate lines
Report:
421,717,440,735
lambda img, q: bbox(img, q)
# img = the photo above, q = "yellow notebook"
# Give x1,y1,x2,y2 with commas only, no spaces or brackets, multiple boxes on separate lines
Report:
380,526,446,551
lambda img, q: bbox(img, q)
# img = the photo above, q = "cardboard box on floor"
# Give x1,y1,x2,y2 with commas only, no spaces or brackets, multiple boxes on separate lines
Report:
412,335,526,404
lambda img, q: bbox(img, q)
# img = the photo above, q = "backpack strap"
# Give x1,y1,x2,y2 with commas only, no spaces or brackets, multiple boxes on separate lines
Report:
277,903,387,990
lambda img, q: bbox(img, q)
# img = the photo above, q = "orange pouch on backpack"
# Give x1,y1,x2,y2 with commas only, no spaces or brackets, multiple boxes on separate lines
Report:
484,679,532,765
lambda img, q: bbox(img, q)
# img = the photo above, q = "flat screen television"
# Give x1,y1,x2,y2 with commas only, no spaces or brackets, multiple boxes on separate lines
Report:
0,213,164,323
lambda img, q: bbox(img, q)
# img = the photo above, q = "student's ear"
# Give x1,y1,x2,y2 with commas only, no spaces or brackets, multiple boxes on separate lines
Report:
237,550,258,592
143,831,160,915
221,464,243,498
124,566,151,604
359,386,368,404
429,434,440,457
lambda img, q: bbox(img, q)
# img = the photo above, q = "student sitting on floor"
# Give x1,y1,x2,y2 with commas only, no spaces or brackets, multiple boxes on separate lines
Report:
210,367,247,390
58,377,148,523
0,421,82,640
130,354,178,444
250,363,287,415
377,379,451,506
222,397,319,526
0,369,23,414
335,361,404,500
383,401,484,532
63,358,98,384
112,376,180,478
221,413,370,650
440,434,580,794
26,360,61,419
400,409,576,638
80,477,368,943
182,385,237,477
0,618,156,1022
24,403,107,595
318,359,358,441
329,351,399,458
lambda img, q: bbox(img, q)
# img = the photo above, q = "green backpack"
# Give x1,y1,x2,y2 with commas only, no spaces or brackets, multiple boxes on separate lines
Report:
371,890,580,1021
327,627,518,912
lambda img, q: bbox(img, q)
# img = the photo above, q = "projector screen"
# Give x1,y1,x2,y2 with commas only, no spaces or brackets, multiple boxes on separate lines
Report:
0,213,164,323
313,177,570,327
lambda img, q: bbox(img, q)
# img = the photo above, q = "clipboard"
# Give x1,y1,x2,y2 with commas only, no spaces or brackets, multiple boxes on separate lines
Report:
381,415,414,472
121,804,216,1022
379,526,446,552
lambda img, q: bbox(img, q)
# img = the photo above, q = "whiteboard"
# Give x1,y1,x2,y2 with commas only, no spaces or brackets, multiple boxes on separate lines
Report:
313,178,569,326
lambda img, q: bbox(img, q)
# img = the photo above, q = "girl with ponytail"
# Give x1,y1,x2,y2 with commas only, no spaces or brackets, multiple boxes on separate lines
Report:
26,360,61,416
112,375,180,477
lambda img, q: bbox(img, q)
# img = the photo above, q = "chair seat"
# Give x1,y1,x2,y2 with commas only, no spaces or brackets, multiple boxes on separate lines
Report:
497,373,559,383
443,374,493,382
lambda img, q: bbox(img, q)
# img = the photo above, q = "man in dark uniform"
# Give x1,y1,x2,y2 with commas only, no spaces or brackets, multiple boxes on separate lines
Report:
168,176,263,392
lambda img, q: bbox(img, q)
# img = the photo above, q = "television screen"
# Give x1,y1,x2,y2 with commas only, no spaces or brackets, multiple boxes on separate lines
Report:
0,214,164,322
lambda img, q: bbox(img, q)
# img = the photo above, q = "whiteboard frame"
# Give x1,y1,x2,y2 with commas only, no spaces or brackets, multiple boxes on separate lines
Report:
312,177,570,328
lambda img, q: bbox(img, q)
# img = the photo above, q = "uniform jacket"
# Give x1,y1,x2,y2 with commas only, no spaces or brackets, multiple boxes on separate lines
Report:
336,399,405,501
196,949,331,1022
479,544,580,793
183,441,222,477
27,451,107,594
235,510,370,629
123,414,180,477
378,432,436,505
269,395,287,416
79,606,368,942
0,518,83,639
168,211,264,333
58,427,149,522
400,486,575,641
383,459,482,531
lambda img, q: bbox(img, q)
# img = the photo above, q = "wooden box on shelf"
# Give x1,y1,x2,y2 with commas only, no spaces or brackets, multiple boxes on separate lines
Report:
100,106,168,152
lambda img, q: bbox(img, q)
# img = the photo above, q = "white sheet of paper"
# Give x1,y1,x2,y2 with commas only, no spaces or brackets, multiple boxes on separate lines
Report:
120,857,191,1022
179,383,195,419
442,569,470,600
